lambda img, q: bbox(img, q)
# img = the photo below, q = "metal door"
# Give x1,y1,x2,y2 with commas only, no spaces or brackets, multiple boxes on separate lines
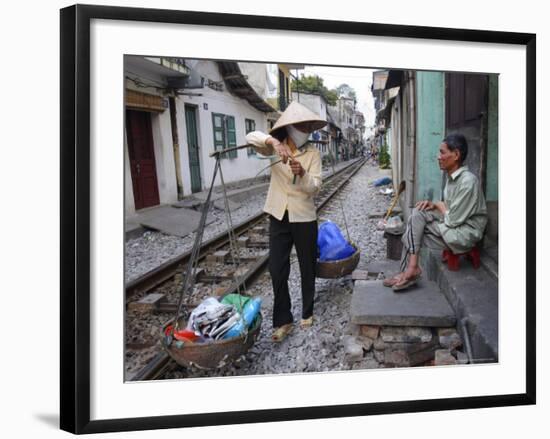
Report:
185,105,202,193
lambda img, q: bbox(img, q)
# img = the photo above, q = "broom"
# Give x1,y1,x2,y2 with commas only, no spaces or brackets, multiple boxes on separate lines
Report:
384,180,406,221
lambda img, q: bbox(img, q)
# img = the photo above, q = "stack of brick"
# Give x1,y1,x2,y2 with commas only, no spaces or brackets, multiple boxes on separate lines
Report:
345,324,468,367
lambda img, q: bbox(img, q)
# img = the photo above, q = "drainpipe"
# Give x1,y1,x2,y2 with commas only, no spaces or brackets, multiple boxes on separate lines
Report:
459,317,474,364
169,96,184,200
408,71,417,208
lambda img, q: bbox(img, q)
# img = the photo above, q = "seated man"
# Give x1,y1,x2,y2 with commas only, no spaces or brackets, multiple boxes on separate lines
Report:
384,133,488,291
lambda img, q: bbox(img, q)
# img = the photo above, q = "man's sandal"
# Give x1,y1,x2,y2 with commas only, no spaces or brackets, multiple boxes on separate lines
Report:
392,274,421,292
271,323,293,342
383,274,402,287
300,316,313,329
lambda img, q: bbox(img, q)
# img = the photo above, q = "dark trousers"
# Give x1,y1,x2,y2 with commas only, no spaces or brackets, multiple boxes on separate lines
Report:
269,212,318,328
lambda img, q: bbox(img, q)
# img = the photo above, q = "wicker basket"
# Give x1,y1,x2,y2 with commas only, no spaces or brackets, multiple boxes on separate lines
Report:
162,314,262,370
316,244,360,279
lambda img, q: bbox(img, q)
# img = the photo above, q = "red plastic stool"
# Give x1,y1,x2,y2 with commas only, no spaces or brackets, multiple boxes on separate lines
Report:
442,246,481,271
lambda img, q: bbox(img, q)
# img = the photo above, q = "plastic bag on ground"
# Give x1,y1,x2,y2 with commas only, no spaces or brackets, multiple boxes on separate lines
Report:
373,176,392,187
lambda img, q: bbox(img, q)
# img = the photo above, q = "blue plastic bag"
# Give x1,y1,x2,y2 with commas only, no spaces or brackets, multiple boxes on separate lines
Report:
373,176,392,187
222,297,262,339
317,221,355,261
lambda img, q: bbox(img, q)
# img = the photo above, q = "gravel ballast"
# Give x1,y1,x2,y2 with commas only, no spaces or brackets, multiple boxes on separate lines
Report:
156,161,393,379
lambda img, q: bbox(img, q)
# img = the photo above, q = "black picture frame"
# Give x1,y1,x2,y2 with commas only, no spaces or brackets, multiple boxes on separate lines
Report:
60,4,536,434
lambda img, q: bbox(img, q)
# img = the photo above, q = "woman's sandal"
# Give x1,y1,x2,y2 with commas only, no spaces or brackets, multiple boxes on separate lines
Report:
271,323,293,342
300,316,313,329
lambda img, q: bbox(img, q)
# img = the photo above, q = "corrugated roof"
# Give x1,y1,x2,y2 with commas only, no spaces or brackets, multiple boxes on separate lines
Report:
217,62,276,113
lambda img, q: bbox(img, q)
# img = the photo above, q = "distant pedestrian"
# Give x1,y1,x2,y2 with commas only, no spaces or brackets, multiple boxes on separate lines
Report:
383,133,488,291
246,102,327,342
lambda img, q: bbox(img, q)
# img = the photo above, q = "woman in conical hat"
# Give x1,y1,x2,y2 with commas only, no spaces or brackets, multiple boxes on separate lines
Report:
246,101,327,342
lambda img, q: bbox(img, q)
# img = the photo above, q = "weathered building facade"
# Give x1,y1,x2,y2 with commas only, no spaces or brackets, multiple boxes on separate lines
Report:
372,69,499,245
291,91,336,160
124,57,299,216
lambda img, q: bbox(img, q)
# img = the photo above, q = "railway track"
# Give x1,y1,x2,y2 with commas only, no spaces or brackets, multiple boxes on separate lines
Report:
126,158,366,381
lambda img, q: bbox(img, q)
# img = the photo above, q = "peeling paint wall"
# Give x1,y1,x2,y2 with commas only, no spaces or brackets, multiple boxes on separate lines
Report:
415,72,445,203
124,58,271,215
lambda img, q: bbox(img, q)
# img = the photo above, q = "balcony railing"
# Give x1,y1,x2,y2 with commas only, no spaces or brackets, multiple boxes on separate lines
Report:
159,57,190,75
163,57,186,67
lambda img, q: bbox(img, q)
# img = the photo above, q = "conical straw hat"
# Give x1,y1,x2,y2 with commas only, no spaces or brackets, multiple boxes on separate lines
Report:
269,101,327,136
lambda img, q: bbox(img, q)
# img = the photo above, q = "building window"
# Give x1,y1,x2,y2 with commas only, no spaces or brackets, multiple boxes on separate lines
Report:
212,113,237,158
245,118,256,156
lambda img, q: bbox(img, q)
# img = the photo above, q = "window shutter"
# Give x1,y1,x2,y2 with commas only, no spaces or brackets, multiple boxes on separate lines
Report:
212,113,225,151
246,119,257,156
226,115,237,158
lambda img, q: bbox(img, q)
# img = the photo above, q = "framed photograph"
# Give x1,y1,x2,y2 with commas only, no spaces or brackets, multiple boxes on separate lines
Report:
60,4,536,434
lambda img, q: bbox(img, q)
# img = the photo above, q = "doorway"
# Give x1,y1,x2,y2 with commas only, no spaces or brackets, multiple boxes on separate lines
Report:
126,109,160,210
185,105,202,193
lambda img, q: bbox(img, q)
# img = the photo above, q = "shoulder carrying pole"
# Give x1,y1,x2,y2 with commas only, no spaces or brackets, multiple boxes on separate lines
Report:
173,155,220,330
329,152,351,242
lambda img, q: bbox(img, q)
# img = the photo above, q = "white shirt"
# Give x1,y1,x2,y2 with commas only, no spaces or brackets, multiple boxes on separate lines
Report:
245,131,321,222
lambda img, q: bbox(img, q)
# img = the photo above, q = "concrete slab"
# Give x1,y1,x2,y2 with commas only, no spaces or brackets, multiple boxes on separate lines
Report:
172,196,241,213
350,280,456,327
368,212,385,218
125,221,145,241
137,206,207,237
212,199,241,212
193,182,268,204
365,260,401,276
171,198,202,209
227,183,269,204
351,270,369,281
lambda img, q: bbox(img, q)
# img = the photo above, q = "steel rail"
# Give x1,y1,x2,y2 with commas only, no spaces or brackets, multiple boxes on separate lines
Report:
128,158,365,381
125,158,363,301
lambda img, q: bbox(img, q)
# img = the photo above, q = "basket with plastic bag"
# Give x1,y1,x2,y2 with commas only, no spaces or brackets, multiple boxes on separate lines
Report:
316,220,360,279
162,294,262,370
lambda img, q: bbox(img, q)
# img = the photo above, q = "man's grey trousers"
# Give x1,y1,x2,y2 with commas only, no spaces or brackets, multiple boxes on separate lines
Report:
400,208,448,272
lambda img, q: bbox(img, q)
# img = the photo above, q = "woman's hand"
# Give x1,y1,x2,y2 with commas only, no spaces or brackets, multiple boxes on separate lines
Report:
289,158,305,177
267,136,291,163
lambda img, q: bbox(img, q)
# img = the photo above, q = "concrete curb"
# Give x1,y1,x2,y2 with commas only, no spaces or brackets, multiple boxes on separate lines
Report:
422,248,498,363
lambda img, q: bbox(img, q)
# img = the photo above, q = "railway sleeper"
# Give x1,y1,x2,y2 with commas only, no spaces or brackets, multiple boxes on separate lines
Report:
156,302,199,314
128,293,167,313
246,241,269,248
206,250,230,263
197,274,233,283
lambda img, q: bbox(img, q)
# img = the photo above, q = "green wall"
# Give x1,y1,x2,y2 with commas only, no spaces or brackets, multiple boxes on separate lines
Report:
486,74,499,202
416,72,445,202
